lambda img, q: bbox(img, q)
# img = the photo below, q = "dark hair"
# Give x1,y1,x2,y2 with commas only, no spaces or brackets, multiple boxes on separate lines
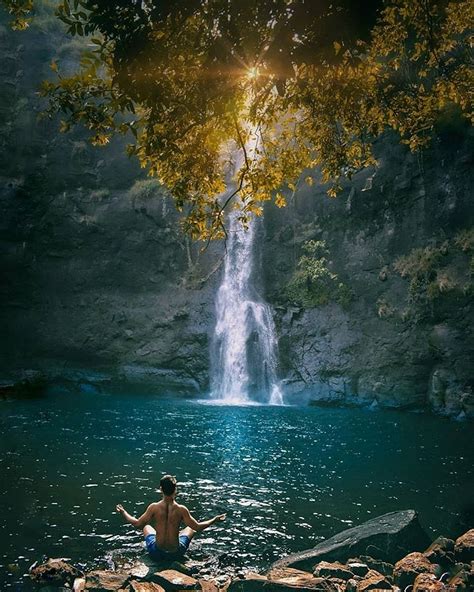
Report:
160,474,177,496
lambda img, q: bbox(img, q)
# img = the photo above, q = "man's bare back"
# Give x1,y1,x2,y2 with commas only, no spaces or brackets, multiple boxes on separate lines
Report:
116,475,226,558
148,499,184,552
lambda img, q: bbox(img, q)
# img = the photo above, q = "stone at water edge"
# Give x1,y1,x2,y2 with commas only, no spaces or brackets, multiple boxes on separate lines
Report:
413,573,446,592
312,561,354,581
446,561,474,590
271,510,431,571
199,580,220,592
355,569,392,591
129,562,151,579
345,562,370,578
353,556,394,578
29,558,83,586
130,582,167,592
151,569,199,590
393,552,439,590
454,529,474,563
424,537,455,567
228,570,340,592
345,578,358,592
267,566,331,585
84,569,131,591
74,577,86,592
36,587,70,592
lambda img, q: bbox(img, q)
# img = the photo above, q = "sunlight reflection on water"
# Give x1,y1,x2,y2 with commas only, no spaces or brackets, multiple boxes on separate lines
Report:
0,391,473,589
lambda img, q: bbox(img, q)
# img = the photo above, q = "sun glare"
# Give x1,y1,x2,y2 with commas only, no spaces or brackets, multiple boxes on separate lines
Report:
246,66,259,80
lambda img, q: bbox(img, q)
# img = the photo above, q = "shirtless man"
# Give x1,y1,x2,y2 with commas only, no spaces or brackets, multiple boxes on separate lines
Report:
116,475,226,560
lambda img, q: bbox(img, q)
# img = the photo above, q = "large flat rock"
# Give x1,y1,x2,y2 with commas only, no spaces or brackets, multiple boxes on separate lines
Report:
271,510,430,571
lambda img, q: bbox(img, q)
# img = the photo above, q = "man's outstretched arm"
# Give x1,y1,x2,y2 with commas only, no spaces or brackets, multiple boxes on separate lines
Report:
116,503,155,529
181,506,226,532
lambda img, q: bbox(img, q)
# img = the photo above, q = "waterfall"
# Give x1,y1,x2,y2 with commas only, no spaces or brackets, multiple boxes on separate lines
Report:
210,208,284,405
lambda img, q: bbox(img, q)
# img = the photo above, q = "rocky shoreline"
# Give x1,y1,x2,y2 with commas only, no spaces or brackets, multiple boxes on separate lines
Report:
29,511,474,592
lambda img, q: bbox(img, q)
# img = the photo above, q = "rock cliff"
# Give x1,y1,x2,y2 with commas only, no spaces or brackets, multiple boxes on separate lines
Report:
0,8,472,416
263,128,474,418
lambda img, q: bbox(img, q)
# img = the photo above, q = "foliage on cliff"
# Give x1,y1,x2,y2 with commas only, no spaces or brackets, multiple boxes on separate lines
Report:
285,240,351,308
390,229,474,319
1,0,473,238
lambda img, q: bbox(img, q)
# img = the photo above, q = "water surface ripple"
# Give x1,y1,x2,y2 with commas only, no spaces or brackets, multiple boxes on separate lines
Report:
0,391,473,588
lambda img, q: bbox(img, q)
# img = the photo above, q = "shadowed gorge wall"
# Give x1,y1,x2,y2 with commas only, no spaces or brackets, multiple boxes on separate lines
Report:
263,132,474,417
0,10,472,416
0,14,221,394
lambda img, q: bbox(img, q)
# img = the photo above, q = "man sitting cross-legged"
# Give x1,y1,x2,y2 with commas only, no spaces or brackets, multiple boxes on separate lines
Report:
116,474,226,561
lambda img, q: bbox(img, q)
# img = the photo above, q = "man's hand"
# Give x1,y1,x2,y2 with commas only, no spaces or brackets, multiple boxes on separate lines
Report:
214,513,226,523
116,504,126,515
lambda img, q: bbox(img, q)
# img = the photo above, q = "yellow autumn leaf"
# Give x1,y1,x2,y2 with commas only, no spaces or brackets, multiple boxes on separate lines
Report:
275,193,286,208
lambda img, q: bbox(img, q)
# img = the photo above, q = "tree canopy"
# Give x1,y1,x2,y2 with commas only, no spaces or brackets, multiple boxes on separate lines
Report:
2,0,473,239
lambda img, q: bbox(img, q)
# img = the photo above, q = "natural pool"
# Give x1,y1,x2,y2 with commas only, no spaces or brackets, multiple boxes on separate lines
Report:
1,390,473,589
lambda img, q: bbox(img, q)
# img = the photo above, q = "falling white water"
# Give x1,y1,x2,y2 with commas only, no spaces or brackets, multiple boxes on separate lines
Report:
210,208,284,405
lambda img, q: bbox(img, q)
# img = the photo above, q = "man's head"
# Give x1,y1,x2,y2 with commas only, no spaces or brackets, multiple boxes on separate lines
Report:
160,474,177,497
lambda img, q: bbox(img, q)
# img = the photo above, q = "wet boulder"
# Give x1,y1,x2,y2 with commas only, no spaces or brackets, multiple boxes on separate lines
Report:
229,570,340,592
353,556,394,578
345,579,358,592
199,580,220,592
271,510,430,571
267,566,339,589
393,553,439,590
446,562,474,591
454,530,474,563
344,562,370,578
413,573,446,592
74,577,86,592
313,561,354,581
130,582,167,592
29,558,83,587
85,570,131,591
355,569,391,591
152,569,199,590
424,537,455,567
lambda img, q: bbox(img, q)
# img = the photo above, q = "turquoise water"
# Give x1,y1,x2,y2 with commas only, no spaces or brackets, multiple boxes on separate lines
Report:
1,391,473,589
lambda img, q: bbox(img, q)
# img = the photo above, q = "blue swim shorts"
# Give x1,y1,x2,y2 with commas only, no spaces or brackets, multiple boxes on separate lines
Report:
145,534,191,560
